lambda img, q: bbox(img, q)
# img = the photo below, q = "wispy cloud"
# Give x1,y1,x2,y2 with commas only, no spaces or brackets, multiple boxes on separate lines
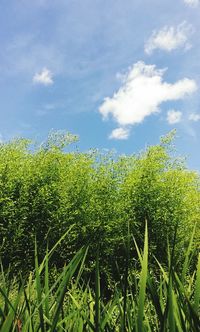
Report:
109,127,130,140
145,22,193,54
167,110,182,124
184,0,200,7
33,68,53,85
189,113,200,121
99,62,197,136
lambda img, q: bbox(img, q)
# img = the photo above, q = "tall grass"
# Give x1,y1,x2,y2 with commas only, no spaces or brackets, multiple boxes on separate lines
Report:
0,225,199,331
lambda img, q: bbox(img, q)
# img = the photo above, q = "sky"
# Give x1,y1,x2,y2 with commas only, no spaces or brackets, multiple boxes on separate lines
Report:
0,0,200,169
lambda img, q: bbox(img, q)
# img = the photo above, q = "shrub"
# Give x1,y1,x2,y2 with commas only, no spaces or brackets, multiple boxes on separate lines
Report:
0,130,199,284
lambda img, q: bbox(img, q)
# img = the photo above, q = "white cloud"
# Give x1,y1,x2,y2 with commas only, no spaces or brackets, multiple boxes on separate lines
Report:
33,68,53,85
189,113,200,121
109,127,130,140
167,110,182,124
145,22,193,54
184,0,200,7
99,62,197,132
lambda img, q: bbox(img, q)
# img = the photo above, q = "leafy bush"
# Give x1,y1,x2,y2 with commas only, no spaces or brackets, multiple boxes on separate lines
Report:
0,130,199,284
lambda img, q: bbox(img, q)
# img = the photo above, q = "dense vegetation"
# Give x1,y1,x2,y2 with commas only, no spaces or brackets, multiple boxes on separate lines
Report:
0,130,199,284
0,225,199,331
0,130,199,330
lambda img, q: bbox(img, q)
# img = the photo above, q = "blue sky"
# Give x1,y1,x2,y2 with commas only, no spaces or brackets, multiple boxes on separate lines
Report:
0,0,200,169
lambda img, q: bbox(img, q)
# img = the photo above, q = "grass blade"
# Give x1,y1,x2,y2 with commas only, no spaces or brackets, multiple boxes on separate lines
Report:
95,246,100,332
194,253,200,312
181,223,196,282
50,247,87,332
35,238,45,332
136,221,148,332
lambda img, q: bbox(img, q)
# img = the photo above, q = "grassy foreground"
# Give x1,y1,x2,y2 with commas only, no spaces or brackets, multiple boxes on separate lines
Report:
0,225,199,332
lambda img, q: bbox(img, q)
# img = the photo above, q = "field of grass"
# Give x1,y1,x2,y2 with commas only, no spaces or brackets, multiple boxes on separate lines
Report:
0,132,199,330
0,224,199,331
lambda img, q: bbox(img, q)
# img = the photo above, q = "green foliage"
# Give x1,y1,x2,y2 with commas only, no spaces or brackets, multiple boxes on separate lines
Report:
0,225,199,331
0,130,199,285
120,142,200,266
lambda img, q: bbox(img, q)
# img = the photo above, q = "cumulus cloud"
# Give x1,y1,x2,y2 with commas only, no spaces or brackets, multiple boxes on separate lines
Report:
184,0,200,7
33,68,53,85
145,22,193,54
109,127,130,140
99,62,197,134
167,110,182,124
189,113,200,121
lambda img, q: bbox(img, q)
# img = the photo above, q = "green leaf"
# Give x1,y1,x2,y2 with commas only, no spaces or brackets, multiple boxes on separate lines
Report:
136,221,148,332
